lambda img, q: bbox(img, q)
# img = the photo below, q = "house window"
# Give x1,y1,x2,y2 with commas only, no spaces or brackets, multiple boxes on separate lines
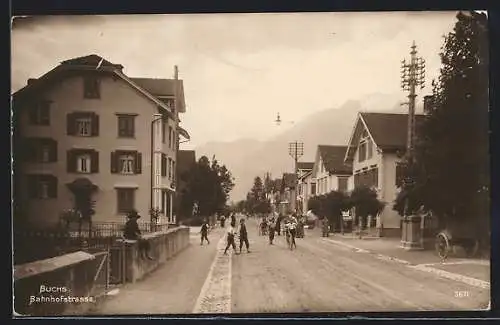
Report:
27,175,57,199
67,149,99,173
172,160,176,182
84,76,100,99
168,126,173,148
119,155,135,174
111,151,142,174
168,158,172,180
76,117,92,137
161,154,167,177
40,144,51,163
118,115,135,138
358,141,367,162
338,177,348,193
162,121,167,144
77,154,91,173
29,101,51,125
67,112,99,136
367,139,373,159
116,188,135,214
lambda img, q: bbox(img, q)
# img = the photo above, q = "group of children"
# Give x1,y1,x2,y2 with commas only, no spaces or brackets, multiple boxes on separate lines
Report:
199,213,250,255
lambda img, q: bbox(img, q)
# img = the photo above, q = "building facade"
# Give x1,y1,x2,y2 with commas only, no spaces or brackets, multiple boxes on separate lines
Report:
311,145,353,197
13,55,189,229
297,162,314,215
344,112,424,237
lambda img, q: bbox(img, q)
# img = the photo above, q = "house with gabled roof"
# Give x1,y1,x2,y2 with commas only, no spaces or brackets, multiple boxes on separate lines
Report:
13,54,190,229
279,173,297,215
311,145,353,196
296,162,314,215
344,112,425,237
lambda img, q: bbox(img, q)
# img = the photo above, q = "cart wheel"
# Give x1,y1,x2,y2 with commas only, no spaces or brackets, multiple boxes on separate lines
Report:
435,232,450,260
464,239,479,258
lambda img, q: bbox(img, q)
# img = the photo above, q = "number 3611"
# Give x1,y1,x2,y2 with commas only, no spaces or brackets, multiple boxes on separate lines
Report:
455,291,470,298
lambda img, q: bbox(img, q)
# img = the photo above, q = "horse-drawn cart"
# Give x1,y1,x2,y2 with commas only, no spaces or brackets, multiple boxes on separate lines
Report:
434,222,480,260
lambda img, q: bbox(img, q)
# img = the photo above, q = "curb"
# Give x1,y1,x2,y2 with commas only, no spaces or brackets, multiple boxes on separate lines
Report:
322,237,490,290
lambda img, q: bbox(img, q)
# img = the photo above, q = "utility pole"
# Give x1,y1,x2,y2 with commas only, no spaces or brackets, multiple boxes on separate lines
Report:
400,41,426,250
288,141,304,214
401,41,426,162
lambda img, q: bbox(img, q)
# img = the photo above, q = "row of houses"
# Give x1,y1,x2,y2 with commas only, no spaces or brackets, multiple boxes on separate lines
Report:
274,109,433,237
13,54,197,229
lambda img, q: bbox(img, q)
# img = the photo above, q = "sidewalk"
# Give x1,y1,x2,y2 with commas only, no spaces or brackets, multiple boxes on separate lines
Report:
321,231,490,283
89,228,226,315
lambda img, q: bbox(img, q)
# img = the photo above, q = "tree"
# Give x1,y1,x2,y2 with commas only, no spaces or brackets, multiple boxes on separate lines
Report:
323,191,351,232
350,186,385,230
245,176,272,214
394,11,489,238
182,155,235,220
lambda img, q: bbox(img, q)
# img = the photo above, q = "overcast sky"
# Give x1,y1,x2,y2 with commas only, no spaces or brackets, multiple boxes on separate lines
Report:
11,12,458,149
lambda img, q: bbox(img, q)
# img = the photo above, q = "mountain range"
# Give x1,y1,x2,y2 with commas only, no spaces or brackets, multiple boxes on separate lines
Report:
195,92,424,202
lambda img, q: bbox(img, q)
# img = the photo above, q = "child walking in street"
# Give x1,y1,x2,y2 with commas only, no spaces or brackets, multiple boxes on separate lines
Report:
224,221,237,255
200,219,210,245
239,218,250,253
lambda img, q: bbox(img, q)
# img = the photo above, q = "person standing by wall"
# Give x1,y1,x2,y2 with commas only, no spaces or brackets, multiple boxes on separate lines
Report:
123,210,154,260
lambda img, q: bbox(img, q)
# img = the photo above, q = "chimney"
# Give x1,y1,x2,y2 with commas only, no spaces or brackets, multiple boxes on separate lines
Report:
423,95,434,114
27,78,37,85
174,65,179,80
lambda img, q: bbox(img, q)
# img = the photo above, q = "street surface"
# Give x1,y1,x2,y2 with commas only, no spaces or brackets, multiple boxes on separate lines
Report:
91,219,490,315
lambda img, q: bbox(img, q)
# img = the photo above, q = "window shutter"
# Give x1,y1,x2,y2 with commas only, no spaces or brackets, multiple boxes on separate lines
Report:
110,151,118,173
50,140,58,162
27,175,38,199
91,114,100,136
67,150,76,173
135,152,142,174
67,113,75,135
48,176,58,198
90,150,99,173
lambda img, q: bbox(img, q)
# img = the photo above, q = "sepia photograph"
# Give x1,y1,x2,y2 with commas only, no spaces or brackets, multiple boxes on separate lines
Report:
11,11,490,316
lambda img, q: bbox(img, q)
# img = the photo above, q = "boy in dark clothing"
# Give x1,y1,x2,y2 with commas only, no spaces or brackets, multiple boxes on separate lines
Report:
239,218,250,253
123,210,153,260
200,220,210,245
224,221,237,255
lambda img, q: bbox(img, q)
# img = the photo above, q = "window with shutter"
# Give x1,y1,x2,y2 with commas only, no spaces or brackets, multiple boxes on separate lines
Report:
168,158,172,180
119,154,135,174
135,152,142,174
29,101,51,125
27,174,57,199
117,115,135,138
48,176,58,198
50,140,58,162
162,121,166,143
76,117,92,137
76,154,91,173
116,188,135,214
161,154,167,176
168,126,173,148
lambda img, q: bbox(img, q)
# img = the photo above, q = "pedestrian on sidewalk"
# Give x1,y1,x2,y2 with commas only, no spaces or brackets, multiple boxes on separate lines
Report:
238,218,250,253
288,214,298,249
268,215,276,244
224,221,237,255
220,215,226,228
123,210,154,260
276,214,282,236
200,219,210,245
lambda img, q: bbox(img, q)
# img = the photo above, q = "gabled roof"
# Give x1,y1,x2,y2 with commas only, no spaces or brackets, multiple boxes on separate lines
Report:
297,162,314,170
61,54,124,70
12,54,182,118
344,112,425,162
299,170,312,182
131,78,186,113
316,145,352,175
